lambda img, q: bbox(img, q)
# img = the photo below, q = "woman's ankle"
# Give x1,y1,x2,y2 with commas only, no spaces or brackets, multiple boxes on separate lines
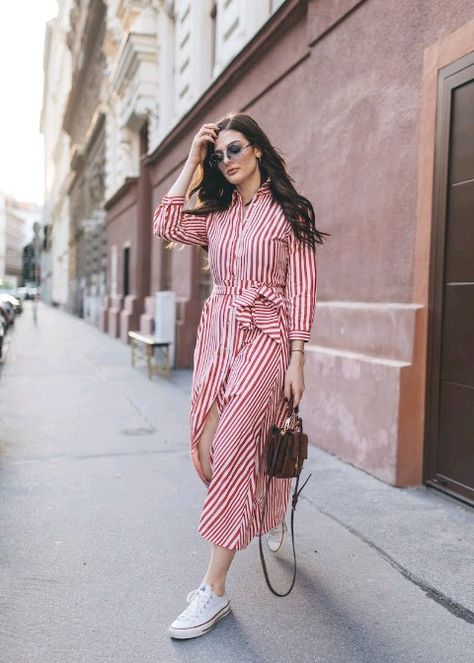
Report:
203,578,225,597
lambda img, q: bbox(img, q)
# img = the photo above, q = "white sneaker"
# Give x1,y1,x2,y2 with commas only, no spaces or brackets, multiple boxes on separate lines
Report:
265,520,287,553
168,582,231,639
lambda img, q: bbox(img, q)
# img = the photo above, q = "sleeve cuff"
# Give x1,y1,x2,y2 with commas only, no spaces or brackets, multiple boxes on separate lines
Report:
289,330,311,341
160,195,186,204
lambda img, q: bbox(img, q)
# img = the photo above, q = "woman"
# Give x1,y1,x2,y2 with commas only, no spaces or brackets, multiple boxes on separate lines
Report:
153,113,326,639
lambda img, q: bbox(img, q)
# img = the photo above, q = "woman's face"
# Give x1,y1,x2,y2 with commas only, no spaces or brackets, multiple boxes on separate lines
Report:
213,129,262,185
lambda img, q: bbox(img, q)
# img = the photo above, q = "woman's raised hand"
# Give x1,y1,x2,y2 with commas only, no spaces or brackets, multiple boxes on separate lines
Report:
187,123,220,167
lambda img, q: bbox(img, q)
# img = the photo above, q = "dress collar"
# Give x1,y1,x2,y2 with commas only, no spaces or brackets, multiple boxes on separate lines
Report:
231,177,272,205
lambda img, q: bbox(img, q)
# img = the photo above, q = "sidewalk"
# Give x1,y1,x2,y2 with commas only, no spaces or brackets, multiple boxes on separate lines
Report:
1,302,473,663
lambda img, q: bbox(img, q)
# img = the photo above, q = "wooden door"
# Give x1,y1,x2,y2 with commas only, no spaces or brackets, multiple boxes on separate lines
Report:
425,53,474,505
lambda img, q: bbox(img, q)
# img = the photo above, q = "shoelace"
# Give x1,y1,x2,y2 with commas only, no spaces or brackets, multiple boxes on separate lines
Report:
186,589,201,603
179,588,212,623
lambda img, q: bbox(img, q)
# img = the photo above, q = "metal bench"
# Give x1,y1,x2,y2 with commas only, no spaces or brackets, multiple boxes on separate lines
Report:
128,331,171,379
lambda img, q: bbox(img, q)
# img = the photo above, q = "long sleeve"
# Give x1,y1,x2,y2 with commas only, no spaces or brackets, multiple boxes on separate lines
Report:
152,195,208,246
285,230,318,341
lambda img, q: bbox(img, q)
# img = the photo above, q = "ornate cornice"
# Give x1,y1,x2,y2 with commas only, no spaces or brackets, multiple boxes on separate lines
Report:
110,31,157,96
63,0,106,135
84,111,106,154
71,147,85,173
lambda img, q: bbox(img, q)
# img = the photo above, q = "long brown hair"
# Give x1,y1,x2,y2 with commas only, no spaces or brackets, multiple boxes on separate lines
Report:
184,112,330,251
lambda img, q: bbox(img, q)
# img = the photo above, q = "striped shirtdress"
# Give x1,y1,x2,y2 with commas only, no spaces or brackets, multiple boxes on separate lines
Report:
153,177,317,551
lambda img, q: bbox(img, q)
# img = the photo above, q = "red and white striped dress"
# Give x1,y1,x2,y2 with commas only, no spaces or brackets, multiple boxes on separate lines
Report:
153,177,317,551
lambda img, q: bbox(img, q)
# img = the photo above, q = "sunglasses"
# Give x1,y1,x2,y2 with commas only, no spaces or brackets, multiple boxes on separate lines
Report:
209,142,253,168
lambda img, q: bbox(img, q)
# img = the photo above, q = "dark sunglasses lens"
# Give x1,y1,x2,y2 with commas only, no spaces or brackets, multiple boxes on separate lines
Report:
209,143,247,167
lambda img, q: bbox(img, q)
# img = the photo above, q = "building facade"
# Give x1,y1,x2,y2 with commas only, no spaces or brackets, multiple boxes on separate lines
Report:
41,0,73,307
147,0,474,502
42,0,474,504
63,0,107,320
100,0,285,342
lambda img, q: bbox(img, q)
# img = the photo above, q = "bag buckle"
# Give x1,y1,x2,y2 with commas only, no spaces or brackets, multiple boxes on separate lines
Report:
283,412,302,433
283,416,293,432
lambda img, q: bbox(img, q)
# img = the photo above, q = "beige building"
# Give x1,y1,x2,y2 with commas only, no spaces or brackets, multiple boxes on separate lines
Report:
41,0,73,307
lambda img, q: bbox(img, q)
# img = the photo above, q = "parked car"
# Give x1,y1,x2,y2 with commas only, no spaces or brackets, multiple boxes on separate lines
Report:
26,285,39,300
0,300,15,327
0,293,23,314
16,285,38,300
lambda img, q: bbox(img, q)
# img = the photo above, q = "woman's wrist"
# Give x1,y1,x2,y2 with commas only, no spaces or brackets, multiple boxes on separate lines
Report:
290,349,305,366
185,156,199,170
290,340,305,353
289,339,305,365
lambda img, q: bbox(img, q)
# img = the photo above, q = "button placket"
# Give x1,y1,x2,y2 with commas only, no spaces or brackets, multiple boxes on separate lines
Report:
234,194,257,271
241,192,258,225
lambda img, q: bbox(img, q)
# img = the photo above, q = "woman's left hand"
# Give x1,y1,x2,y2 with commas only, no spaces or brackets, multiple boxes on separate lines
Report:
284,352,305,408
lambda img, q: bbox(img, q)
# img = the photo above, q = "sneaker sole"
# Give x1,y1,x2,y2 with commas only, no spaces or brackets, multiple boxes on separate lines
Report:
168,602,231,640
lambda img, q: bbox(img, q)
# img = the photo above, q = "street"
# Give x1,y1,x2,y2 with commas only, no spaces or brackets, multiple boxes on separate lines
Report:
0,302,473,663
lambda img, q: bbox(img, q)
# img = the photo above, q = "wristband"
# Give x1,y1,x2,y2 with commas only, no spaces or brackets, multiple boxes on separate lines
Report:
291,349,305,354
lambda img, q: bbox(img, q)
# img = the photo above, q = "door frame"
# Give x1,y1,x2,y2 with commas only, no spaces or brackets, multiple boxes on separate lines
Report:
423,51,474,506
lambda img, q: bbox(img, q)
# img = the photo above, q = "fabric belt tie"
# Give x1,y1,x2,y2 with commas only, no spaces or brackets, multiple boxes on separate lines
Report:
213,281,286,343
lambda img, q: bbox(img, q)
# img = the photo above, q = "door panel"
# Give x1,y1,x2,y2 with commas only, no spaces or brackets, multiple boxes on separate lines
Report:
440,283,474,388
448,79,474,183
444,181,474,283
437,382,474,489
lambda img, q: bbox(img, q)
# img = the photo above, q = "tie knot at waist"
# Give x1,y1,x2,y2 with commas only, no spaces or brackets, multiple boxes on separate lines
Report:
212,281,287,342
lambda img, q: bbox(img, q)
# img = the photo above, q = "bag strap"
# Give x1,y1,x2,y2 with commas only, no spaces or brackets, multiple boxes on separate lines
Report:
258,469,312,597
284,400,301,430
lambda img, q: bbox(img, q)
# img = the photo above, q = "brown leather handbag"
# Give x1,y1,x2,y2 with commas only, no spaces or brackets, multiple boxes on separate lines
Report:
258,397,312,597
265,406,308,478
